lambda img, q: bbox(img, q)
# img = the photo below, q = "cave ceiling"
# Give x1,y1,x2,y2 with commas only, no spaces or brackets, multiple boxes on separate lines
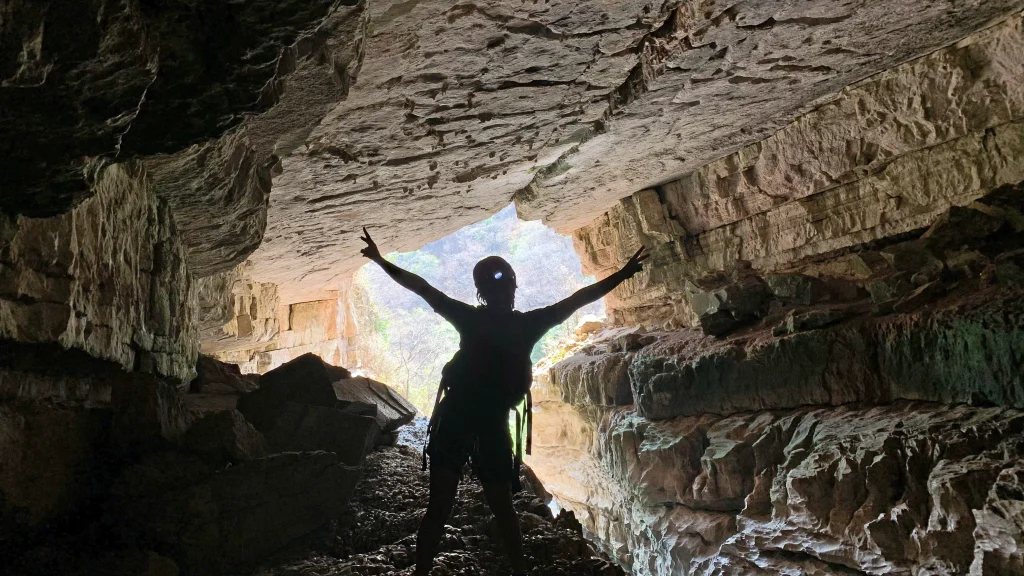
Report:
248,0,1024,304
2,1,1022,305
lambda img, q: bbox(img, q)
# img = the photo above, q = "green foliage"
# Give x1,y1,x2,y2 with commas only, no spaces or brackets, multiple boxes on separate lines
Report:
353,205,603,414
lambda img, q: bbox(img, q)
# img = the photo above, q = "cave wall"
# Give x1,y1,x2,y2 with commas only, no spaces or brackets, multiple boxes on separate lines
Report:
0,0,369,551
0,163,198,383
573,13,1024,329
200,266,359,375
528,14,1024,576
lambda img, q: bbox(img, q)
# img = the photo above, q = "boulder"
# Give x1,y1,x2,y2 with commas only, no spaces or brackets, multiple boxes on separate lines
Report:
181,410,267,466
763,273,831,306
944,248,989,278
236,353,343,432
879,241,945,277
576,318,604,335
110,450,360,574
866,272,916,304
772,308,854,336
331,377,417,433
190,356,258,395
109,373,194,457
922,204,1007,248
264,403,380,466
684,275,770,337
236,354,409,465
893,281,945,313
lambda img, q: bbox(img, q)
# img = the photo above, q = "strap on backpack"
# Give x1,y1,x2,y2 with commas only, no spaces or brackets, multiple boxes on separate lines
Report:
512,389,534,491
422,379,448,471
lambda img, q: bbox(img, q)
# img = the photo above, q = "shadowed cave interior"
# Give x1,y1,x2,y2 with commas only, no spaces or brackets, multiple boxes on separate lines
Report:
2,1,1024,575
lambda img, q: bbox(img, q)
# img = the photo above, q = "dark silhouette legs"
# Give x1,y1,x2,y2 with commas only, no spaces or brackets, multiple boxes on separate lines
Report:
482,481,527,574
416,465,460,575
415,467,526,575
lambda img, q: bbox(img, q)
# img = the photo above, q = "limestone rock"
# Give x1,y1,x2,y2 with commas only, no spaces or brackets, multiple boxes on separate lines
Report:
264,402,380,466
110,450,361,574
551,353,633,408
245,1,1024,303
531,399,1024,576
182,410,268,466
0,402,109,528
207,288,359,377
684,275,770,337
142,2,369,275
0,1,155,216
109,373,194,455
190,356,258,396
772,307,855,337
0,342,199,531
236,354,404,464
571,16,1024,328
576,319,605,336
763,273,831,306
0,164,198,383
236,353,342,432
198,263,280,357
0,0,360,225
332,377,418,432
544,285,1024,420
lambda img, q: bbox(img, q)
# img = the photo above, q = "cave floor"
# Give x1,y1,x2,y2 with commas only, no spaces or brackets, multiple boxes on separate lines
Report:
248,419,622,576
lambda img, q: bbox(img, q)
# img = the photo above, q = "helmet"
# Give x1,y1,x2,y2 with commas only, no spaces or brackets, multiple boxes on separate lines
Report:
473,256,516,306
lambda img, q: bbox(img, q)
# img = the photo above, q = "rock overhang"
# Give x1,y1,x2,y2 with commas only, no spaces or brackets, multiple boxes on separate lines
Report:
247,0,1024,304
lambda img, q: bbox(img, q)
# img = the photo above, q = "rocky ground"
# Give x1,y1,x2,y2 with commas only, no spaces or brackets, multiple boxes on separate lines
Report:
249,419,623,576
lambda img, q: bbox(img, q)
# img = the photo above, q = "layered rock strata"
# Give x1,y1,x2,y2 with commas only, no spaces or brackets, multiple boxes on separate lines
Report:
0,163,197,383
204,273,359,374
142,1,369,275
573,12,1024,328
530,184,1024,573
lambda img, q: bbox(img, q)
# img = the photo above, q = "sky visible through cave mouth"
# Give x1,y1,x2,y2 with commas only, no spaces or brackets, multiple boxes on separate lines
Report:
353,205,602,413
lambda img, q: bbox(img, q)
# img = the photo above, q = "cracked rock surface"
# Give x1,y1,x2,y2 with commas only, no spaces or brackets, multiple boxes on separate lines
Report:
248,0,1024,303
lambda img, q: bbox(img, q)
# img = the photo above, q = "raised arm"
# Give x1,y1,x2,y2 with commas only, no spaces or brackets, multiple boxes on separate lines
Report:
539,247,648,328
359,227,463,315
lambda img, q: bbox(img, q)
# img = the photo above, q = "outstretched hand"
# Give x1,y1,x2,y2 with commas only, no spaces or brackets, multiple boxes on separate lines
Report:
360,227,382,261
620,246,649,279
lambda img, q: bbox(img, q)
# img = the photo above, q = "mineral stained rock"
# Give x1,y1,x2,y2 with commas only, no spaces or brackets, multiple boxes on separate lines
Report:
531,333,1024,575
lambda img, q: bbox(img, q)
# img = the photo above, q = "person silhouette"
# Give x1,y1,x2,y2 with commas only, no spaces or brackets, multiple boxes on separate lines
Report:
359,227,647,576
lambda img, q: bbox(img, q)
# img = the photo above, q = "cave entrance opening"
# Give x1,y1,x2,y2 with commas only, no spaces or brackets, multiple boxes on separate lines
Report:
351,204,603,415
